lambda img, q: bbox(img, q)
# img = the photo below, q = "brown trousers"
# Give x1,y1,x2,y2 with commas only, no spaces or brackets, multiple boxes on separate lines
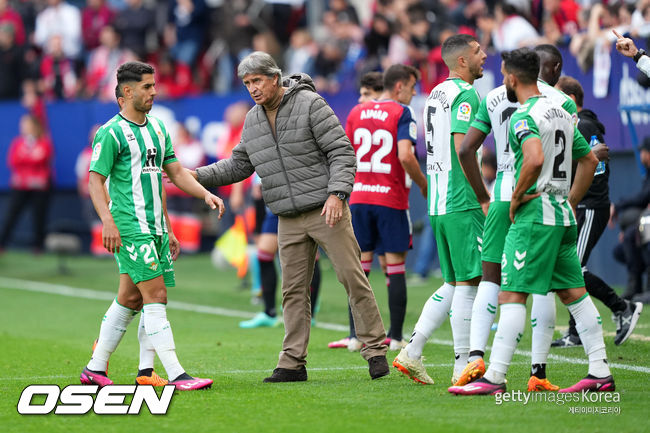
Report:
276,204,387,369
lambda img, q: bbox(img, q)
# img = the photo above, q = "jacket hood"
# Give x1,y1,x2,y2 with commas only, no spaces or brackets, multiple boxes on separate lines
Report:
282,73,317,99
579,109,606,135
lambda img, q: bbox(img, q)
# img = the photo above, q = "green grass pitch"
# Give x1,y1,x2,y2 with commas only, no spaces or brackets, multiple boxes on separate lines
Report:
0,251,648,433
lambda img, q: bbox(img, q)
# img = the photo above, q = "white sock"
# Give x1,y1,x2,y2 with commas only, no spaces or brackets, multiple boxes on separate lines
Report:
451,285,477,376
137,311,156,371
406,283,454,359
566,294,611,378
87,299,137,372
484,303,526,384
143,303,185,381
469,281,499,360
530,293,556,365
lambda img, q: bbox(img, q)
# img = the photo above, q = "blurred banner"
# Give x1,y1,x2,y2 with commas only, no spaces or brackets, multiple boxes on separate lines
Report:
2,47,649,190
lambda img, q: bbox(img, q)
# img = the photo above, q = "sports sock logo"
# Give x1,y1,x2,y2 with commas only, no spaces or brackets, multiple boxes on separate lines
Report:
17,385,175,415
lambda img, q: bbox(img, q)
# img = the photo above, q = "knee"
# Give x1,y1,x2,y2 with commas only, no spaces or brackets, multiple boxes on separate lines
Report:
119,292,144,310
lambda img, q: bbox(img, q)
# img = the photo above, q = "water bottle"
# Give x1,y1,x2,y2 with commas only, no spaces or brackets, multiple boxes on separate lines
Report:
590,135,606,175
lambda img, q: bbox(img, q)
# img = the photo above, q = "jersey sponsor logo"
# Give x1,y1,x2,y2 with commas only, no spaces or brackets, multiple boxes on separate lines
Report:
409,121,417,141
360,108,389,121
352,182,392,194
17,384,175,415
143,148,160,174
457,102,472,121
91,143,102,161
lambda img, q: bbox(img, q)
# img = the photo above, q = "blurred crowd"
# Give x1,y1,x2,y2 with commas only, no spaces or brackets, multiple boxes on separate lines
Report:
2,0,650,102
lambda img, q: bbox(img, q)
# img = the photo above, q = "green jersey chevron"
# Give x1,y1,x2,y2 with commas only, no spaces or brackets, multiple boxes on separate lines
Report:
425,78,481,215
508,96,591,226
89,113,178,236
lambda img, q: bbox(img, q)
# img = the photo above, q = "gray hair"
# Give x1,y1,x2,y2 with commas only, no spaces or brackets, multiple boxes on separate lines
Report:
237,51,282,82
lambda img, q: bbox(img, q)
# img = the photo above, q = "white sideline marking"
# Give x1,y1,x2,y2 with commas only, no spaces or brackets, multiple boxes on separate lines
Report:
1,277,648,375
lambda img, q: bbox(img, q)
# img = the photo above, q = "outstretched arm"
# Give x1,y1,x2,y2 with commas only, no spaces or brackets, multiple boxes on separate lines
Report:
164,160,225,219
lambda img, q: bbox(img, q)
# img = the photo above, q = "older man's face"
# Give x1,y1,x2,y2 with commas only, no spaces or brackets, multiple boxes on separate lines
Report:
243,73,279,106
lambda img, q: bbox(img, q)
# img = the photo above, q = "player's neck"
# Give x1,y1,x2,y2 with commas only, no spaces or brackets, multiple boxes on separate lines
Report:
120,106,147,125
516,84,542,105
449,70,473,85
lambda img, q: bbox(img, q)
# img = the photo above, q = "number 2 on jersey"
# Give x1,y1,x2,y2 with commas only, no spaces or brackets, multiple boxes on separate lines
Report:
354,128,393,173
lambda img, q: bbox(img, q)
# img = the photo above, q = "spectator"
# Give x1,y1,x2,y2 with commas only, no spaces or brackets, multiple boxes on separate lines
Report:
85,24,136,100
155,52,198,99
284,28,317,76
363,13,392,71
478,1,541,51
0,22,24,100
34,0,82,60
164,122,205,214
165,0,207,67
81,0,115,52
39,35,80,100
0,114,54,253
113,0,155,60
0,0,25,45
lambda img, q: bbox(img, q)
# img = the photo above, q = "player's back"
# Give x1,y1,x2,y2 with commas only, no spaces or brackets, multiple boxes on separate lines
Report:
473,85,518,202
90,113,174,236
510,95,577,226
425,77,481,215
538,79,578,120
346,99,415,210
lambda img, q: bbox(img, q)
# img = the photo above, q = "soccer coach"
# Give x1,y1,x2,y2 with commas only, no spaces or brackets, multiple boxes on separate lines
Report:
190,51,389,382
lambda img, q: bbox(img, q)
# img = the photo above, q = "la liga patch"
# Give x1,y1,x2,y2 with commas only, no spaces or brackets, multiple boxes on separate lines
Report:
91,143,102,161
457,102,472,121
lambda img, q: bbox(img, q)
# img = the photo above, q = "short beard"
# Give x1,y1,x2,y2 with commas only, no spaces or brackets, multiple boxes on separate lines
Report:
506,86,518,103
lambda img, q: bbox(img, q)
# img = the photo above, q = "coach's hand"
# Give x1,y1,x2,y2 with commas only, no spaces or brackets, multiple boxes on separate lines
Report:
509,193,540,223
205,193,225,219
322,195,343,228
102,220,122,253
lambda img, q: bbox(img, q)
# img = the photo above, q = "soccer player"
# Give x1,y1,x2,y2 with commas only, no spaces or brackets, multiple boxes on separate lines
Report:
449,48,614,395
81,61,224,390
329,71,385,351
551,76,643,347
451,45,580,391
393,34,486,385
344,64,427,351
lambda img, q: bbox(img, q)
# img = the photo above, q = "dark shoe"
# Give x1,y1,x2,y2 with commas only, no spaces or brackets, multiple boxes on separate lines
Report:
550,332,582,348
263,366,307,383
368,355,390,380
615,300,643,345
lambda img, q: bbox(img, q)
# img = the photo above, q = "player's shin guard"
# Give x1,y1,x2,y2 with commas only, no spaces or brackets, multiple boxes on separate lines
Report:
143,303,185,381
88,298,137,372
531,293,556,377
387,263,407,341
138,311,155,371
451,285,477,376
484,303,526,384
566,294,611,378
407,283,454,359
469,281,499,360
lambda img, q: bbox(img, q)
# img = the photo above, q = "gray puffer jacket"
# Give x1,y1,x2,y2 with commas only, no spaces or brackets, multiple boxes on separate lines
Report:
196,73,356,217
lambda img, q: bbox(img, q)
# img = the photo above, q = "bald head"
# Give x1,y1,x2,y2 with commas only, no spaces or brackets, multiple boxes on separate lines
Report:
534,44,563,86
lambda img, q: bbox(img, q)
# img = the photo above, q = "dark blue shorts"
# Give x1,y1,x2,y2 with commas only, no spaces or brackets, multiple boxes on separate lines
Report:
261,209,278,234
351,204,411,254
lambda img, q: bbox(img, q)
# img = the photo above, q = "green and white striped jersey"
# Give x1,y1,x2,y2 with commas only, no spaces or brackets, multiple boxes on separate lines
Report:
471,85,518,202
508,96,590,226
538,79,578,125
89,113,178,236
425,77,481,215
